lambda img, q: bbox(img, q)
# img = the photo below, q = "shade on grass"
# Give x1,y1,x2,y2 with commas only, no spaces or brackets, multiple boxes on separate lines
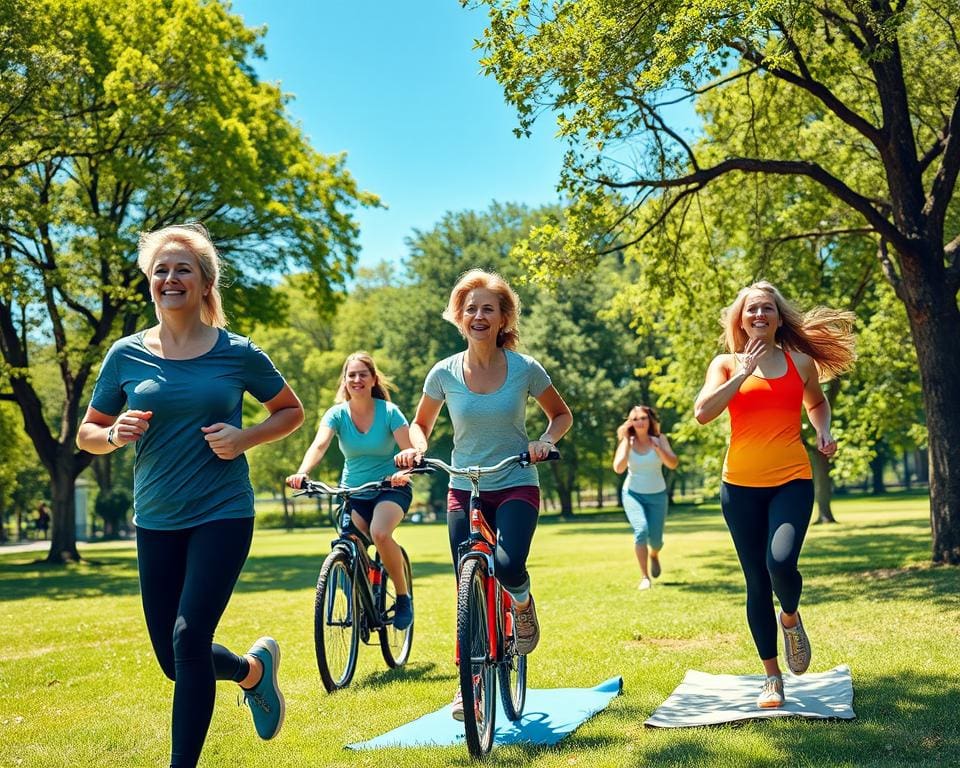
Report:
2,491,957,767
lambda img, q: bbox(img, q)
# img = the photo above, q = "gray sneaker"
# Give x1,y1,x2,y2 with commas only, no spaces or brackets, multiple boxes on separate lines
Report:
780,612,811,675
756,675,784,708
514,595,540,655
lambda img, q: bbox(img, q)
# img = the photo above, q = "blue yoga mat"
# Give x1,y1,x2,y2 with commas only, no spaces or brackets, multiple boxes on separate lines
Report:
347,676,623,749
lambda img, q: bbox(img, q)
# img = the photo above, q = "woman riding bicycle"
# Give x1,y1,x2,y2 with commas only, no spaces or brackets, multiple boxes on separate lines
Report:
396,269,572,717
287,352,418,630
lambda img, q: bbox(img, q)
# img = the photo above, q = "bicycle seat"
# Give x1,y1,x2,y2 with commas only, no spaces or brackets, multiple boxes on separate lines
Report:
342,522,374,549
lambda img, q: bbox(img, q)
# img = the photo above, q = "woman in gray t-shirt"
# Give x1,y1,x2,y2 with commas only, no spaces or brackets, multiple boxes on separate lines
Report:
77,223,304,766
397,268,572,719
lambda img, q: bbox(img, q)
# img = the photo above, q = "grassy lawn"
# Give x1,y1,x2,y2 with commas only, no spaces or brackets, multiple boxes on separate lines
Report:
2,492,957,767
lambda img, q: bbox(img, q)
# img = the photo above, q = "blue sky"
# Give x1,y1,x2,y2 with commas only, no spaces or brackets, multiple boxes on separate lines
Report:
230,0,568,271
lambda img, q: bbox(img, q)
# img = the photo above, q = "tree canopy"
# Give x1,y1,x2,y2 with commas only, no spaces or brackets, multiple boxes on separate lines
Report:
0,0,376,560
471,0,960,562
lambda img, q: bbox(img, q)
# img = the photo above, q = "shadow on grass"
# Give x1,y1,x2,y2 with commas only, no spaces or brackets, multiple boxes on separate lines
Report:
624,670,959,767
0,548,457,602
358,660,448,689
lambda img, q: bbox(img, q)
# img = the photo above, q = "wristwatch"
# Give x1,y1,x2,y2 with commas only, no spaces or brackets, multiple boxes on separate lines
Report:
107,425,121,448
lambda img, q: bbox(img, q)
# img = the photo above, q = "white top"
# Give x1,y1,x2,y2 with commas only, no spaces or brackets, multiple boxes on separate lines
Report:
625,444,667,494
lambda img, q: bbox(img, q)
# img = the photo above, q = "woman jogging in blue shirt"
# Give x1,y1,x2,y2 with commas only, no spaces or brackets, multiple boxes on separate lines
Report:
286,351,418,629
77,222,304,768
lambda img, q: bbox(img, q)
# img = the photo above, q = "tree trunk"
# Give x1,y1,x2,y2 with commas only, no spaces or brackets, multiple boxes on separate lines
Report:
47,455,82,563
550,457,576,519
870,453,887,494
898,249,960,564
810,449,836,524
902,450,911,490
281,481,292,529
915,448,929,484
809,378,839,523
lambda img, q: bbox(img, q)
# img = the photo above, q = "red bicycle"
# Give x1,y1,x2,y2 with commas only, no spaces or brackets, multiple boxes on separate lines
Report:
418,450,559,758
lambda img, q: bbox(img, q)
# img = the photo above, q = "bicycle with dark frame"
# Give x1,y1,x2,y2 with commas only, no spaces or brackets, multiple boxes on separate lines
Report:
416,449,560,758
295,470,431,692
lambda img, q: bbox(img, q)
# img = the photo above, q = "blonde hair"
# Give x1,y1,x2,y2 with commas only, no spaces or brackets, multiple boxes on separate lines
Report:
442,269,521,349
334,351,394,403
722,281,856,380
137,221,226,328
616,405,661,440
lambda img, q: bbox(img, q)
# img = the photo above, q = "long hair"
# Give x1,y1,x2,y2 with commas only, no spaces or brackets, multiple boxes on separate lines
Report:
442,268,521,350
137,221,226,328
616,405,661,440
334,351,394,403
721,281,856,381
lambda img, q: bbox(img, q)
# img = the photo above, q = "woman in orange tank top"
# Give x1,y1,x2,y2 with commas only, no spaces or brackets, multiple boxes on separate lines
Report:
694,281,855,709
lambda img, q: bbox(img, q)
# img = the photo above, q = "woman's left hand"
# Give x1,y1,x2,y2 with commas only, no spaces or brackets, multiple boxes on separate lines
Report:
389,471,412,487
817,431,838,458
201,423,247,460
527,439,554,462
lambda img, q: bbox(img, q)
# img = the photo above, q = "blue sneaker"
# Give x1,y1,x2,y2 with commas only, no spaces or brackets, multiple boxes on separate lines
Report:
394,594,413,631
243,637,285,740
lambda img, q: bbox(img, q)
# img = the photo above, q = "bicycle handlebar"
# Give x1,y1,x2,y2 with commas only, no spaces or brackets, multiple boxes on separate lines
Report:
415,449,560,478
295,465,434,499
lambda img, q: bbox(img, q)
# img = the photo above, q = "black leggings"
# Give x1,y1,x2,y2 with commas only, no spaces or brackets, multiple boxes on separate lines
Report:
136,517,254,768
447,499,539,593
720,480,814,660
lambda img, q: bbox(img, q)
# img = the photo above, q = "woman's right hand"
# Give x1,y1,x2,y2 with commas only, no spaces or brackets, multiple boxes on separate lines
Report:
286,472,308,489
111,409,153,446
394,448,422,469
736,337,767,377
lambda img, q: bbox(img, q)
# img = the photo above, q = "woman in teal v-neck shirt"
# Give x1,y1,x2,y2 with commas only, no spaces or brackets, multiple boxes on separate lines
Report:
286,352,418,630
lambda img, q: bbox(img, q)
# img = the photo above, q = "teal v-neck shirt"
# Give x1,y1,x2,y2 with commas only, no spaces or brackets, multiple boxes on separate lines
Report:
321,399,408,494
89,329,286,530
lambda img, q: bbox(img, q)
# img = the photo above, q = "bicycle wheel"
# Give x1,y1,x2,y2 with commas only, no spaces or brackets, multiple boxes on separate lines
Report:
378,546,414,667
498,598,528,721
457,558,496,757
314,548,360,692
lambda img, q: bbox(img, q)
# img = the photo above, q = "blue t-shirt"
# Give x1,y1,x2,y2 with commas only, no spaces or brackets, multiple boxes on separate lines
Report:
89,329,286,530
423,350,552,491
321,399,408,494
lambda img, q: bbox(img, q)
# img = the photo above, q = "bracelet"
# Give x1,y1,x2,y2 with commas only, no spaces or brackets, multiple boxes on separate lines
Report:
107,425,121,448
538,435,555,445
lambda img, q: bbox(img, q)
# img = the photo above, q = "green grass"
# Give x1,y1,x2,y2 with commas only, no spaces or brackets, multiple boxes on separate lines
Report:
2,492,957,767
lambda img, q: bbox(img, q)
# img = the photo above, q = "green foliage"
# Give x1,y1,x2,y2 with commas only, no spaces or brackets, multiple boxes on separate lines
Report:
468,0,936,494
93,487,132,531
0,0,376,550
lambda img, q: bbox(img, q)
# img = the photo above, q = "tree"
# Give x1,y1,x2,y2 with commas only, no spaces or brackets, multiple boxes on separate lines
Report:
523,258,647,517
0,0,375,562
472,0,960,562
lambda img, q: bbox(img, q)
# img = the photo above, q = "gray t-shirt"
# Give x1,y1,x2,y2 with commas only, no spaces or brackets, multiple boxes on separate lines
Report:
90,329,286,530
423,350,552,491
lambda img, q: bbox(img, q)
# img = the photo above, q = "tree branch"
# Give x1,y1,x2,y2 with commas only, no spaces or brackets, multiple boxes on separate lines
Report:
730,38,882,146
596,182,707,256
923,87,960,229
877,238,905,299
593,156,906,249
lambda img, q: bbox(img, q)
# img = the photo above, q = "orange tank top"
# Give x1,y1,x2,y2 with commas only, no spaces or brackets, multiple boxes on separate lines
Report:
722,351,812,487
